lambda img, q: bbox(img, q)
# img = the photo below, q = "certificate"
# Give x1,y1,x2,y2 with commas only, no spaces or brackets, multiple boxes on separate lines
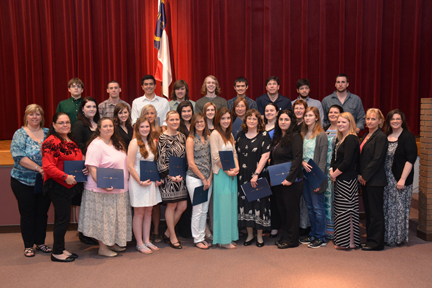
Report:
140,161,161,182
241,178,272,202
64,160,87,182
97,167,124,189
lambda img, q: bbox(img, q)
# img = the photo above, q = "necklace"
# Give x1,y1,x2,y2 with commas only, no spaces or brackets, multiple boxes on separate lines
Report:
27,127,43,144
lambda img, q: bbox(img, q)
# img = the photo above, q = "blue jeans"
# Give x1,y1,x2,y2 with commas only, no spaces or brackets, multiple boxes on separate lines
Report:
303,179,326,241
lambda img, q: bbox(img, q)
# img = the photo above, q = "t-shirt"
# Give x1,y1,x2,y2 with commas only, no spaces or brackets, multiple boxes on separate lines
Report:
85,138,128,193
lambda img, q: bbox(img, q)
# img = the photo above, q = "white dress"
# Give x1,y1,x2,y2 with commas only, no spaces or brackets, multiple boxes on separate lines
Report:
129,139,162,207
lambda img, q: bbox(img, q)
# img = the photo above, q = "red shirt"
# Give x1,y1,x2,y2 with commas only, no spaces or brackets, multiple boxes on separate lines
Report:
42,135,83,188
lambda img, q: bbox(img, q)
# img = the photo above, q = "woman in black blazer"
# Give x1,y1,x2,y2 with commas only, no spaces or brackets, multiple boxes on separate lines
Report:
383,109,417,245
358,108,388,251
270,110,304,249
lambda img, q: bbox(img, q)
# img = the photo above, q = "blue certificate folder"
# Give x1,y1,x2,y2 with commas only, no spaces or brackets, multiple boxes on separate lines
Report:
64,160,87,182
219,151,235,170
192,185,209,206
169,156,187,178
34,173,43,194
140,161,161,182
241,178,272,202
268,162,292,186
303,159,326,189
97,167,124,189
232,117,243,140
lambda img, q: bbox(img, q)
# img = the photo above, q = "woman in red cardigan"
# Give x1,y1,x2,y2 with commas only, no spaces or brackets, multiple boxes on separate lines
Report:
42,112,87,262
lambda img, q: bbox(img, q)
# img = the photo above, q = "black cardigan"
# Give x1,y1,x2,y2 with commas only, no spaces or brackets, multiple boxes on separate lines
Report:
391,129,417,186
71,118,94,155
331,134,359,181
358,128,388,187
270,132,303,183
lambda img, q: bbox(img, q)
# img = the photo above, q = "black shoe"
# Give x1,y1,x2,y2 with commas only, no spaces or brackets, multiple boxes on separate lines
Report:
51,254,75,262
79,232,98,245
67,253,79,259
299,236,315,244
361,245,383,251
308,238,327,249
256,240,265,248
244,237,255,246
275,239,283,246
277,242,298,249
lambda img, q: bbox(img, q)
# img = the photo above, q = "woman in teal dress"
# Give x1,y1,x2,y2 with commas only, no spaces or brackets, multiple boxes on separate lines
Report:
209,107,239,248
324,104,343,239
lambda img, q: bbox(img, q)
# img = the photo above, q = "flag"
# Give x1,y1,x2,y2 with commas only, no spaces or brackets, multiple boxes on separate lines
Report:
154,0,172,98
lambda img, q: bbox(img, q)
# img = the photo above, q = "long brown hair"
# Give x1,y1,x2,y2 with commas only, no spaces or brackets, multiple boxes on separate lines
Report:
301,107,324,139
86,117,126,152
113,103,132,129
134,117,158,161
214,107,234,145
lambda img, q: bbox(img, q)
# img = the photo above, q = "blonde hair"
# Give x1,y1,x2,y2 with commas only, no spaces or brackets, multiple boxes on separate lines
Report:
366,108,385,128
337,112,357,141
23,104,45,127
301,107,324,139
201,75,222,96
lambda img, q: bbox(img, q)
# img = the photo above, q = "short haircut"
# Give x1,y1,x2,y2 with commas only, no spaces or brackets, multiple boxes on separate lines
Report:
234,77,248,87
296,79,310,89
23,104,45,128
336,73,349,82
141,75,156,85
292,99,308,110
68,77,84,89
107,81,120,88
241,109,265,133
266,76,279,86
329,104,344,114
171,80,190,101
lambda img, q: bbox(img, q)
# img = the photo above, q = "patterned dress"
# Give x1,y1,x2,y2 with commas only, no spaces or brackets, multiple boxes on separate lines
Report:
383,141,413,245
157,133,188,203
236,131,272,229
325,128,337,239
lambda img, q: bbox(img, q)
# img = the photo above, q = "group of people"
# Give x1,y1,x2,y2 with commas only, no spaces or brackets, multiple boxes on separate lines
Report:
10,73,417,262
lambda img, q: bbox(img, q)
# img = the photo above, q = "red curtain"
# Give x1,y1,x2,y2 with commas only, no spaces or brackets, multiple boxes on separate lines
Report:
0,0,430,139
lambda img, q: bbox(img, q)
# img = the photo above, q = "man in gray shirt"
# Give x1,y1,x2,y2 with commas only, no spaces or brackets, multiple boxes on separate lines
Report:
99,81,131,118
322,74,365,133
227,77,257,111
291,79,324,123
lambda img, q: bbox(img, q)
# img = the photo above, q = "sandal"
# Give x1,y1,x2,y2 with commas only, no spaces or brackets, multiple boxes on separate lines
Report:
36,244,52,253
195,242,209,250
203,240,212,248
170,241,182,249
145,242,160,251
136,244,152,254
24,248,35,257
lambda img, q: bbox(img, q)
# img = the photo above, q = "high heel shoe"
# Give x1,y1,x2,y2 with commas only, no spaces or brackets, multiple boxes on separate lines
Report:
244,237,255,246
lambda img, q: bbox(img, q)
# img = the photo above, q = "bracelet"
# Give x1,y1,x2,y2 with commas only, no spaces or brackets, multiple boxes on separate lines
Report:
35,166,39,171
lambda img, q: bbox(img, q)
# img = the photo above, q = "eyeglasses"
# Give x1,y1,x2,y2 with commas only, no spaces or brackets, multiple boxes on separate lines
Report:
56,121,71,126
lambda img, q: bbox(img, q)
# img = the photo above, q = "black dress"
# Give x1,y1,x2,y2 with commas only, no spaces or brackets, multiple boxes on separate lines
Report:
236,131,272,229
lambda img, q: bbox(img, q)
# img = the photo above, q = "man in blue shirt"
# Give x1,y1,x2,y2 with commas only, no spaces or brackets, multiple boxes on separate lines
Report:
322,74,365,133
227,77,257,111
292,79,324,123
256,76,291,115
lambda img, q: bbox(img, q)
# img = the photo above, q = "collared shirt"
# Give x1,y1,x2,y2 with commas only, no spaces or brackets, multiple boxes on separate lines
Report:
169,99,196,112
292,96,324,123
98,98,131,118
321,90,365,129
227,95,258,111
131,94,169,126
256,93,292,115
56,97,82,126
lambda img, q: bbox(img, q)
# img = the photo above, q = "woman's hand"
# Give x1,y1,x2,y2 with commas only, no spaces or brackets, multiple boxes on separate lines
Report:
226,168,239,177
314,188,320,193
139,179,152,187
103,186,114,192
38,167,44,177
282,180,292,186
155,180,163,187
82,167,89,176
65,175,76,185
203,178,211,191
250,175,258,188
358,175,366,186
397,179,406,190
169,175,183,183
329,169,336,182
302,161,312,173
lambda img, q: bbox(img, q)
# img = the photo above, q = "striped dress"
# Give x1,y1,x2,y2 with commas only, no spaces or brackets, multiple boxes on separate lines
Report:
331,134,360,248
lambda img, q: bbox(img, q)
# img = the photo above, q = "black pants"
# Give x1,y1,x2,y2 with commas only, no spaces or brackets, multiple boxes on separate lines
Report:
272,181,303,245
270,194,281,230
48,189,72,254
362,185,385,249
11,177,51,249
